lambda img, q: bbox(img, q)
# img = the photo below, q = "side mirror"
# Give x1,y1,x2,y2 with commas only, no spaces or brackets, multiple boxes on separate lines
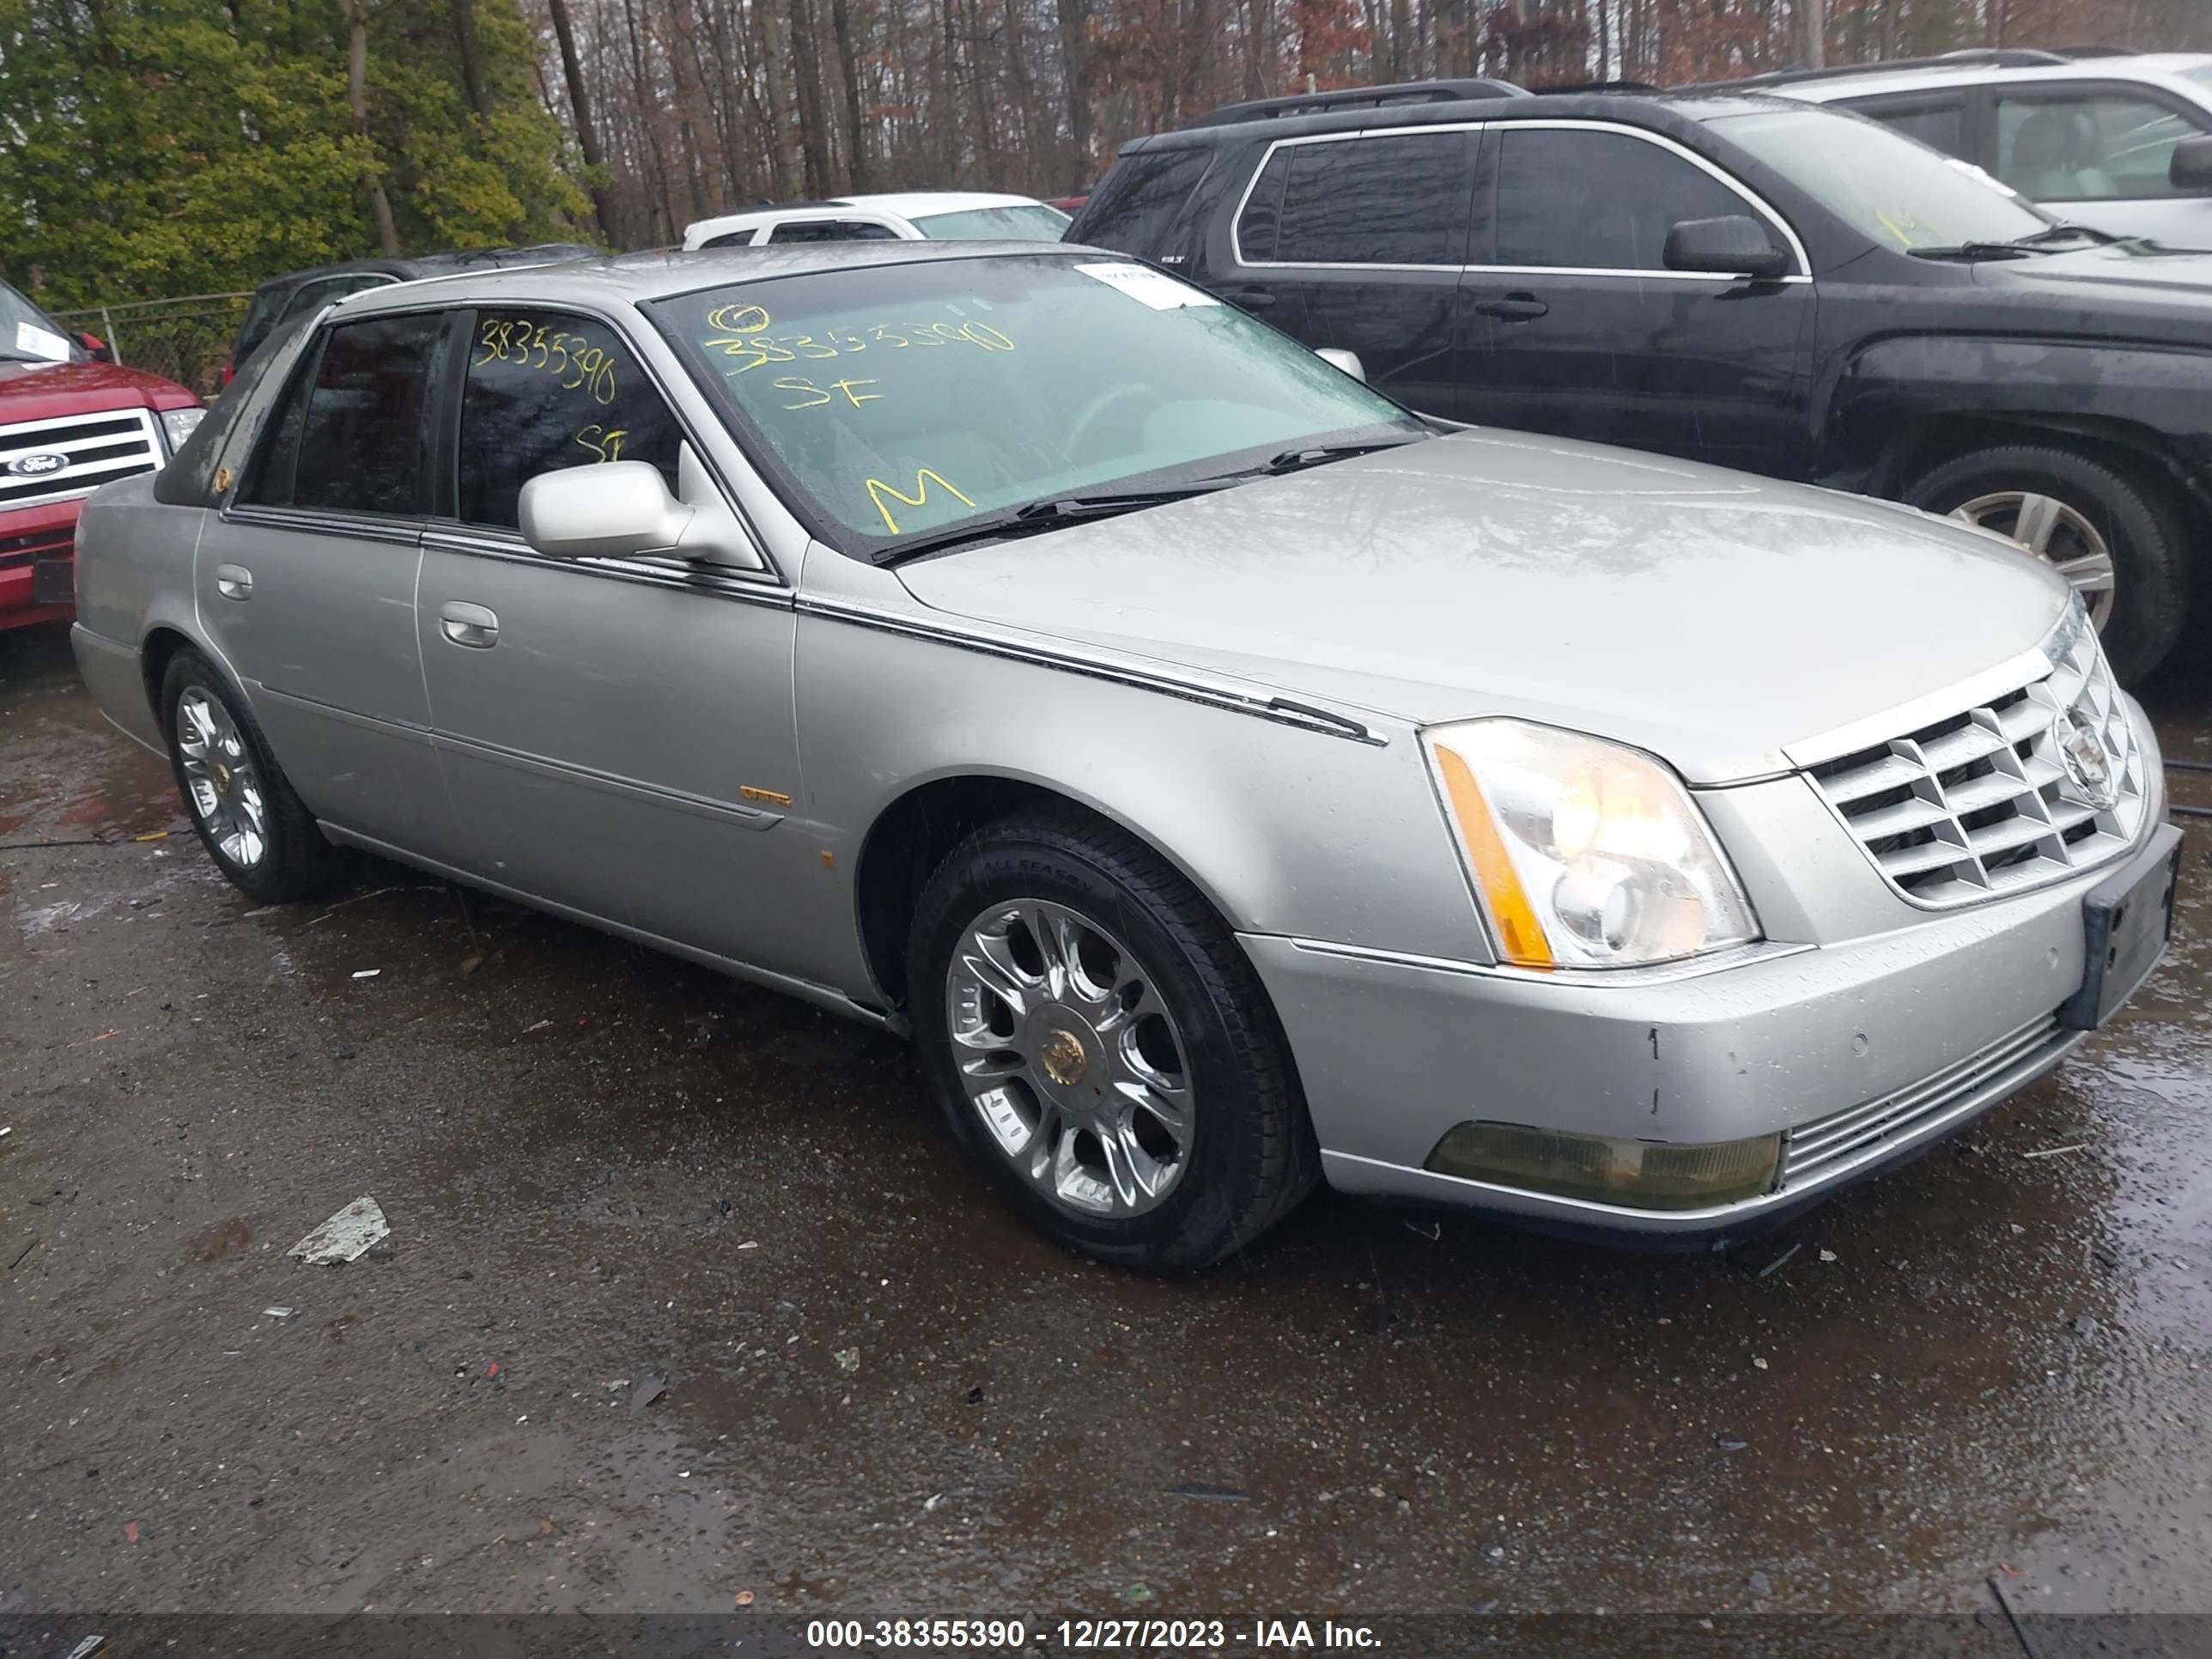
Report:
79,331,114,363
517,447,763,569
1315,347,1366,382
2170,134,2212,192
1662,215,1791,279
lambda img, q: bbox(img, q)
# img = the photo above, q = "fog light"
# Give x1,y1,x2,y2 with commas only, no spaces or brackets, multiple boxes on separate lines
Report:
1423,1121,1782,1211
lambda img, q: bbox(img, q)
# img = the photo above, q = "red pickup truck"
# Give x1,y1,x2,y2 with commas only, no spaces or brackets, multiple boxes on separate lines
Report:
3,278,204,631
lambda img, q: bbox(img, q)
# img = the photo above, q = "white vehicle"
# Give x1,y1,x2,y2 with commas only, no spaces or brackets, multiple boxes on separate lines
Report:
1698,48,2212,246
681,191,1071,251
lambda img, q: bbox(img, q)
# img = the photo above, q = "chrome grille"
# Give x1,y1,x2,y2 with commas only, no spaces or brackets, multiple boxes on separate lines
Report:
1783,1013,2066,1188
1808,613,2147,907
0,409,161,512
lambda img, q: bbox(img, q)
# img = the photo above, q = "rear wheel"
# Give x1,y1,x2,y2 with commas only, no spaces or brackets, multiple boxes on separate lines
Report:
160,648,347,903
908,807,1317,1271
1905,444,2189,684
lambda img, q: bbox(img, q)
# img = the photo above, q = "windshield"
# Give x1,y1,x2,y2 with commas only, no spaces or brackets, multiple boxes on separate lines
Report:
910,204,1073,240
653,253,1424,553
1,278,82,364
2182,64,2212,92
1708,106,2059,250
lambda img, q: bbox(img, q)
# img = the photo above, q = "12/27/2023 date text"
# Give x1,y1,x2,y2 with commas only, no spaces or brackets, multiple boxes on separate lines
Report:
803,1620,1382,1650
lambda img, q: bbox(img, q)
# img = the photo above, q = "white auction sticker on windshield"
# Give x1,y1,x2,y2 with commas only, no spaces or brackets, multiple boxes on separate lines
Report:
15,320,73,362
1073,262,1220,311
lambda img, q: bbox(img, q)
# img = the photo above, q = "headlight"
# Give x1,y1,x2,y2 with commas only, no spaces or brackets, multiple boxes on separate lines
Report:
160,407,207,452
1424,718,1759,969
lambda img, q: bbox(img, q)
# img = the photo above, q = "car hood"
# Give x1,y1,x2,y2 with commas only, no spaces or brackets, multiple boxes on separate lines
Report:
1977,239,2212,305
894,430,2069,783
0,358,197,426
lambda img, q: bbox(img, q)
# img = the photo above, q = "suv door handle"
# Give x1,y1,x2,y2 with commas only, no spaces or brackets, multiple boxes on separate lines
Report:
1474,294,1550,322
214,563,252,600
439,601,500,648
1216,285,1279,310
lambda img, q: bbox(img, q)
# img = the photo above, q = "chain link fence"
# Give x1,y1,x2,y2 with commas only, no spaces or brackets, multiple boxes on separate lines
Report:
48,292,252,399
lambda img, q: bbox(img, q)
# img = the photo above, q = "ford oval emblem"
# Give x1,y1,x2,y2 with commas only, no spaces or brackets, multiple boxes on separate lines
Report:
5,450,68,478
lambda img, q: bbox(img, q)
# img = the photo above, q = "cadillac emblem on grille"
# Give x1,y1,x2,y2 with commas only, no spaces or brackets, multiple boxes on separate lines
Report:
5,451,68,478
2053,704,2119,809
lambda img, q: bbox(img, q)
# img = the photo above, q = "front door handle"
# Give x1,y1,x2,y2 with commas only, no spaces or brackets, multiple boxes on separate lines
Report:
439,601,500,648
1474,294,1550,322
1216,285,1279,310
214,563,252,600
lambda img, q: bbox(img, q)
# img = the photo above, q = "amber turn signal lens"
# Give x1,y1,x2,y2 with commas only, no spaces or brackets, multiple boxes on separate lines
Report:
1424,1121,1783,1212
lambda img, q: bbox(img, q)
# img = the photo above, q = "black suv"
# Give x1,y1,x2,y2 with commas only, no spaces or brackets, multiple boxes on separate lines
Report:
1069,80,2212,681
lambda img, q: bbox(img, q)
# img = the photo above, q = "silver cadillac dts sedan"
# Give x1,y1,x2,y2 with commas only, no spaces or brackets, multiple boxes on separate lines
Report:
71,243,2180,1269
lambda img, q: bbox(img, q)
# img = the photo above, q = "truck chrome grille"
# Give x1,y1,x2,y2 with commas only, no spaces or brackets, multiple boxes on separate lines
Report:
1783,1013,2065,1188
1807,615,2146,907
0,409,161,511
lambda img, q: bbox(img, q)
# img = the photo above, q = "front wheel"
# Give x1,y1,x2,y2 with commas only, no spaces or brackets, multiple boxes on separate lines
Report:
907,807,1317,1271
1905,444,2191,684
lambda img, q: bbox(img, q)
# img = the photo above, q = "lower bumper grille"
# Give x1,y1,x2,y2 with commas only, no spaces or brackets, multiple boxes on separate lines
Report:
0,526,74,573
1782,1013,2067,1188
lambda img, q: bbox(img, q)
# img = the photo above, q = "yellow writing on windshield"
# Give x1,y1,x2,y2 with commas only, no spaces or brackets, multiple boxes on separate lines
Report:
775,376,883,410
866,469,975,535
711,313,1014,374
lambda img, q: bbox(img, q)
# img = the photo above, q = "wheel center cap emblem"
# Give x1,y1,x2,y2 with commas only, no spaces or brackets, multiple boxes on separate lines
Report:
213,762,231,791
1040,1028,1087,1087
2053,706,2118,809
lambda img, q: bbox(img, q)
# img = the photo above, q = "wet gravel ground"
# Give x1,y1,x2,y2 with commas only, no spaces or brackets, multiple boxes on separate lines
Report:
3,622,2210,1621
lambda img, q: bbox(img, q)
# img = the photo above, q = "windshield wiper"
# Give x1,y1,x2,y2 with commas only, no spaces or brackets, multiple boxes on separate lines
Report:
875,483,1229,565
1907,242,2038,262
2006,222,2118,247
1254,437,1421,477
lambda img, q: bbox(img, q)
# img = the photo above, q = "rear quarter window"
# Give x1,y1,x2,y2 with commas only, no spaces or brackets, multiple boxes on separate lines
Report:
1072,147,1214,256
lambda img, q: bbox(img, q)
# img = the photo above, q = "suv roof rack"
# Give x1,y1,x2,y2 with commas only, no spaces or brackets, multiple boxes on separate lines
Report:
1532,77,1658,94
2049,44,2136,57
1194,77,1528,126
1678,46,2071,94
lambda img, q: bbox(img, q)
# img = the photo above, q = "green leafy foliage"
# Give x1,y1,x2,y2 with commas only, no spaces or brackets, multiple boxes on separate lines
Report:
0,0,590,307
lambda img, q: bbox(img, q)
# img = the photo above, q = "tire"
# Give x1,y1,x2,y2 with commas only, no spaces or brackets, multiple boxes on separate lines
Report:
908,806,1318,1272
1905,444,2190,685
160,647,348,904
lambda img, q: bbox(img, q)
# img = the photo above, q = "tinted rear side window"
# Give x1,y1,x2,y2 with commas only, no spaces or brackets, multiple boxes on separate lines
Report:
1849,95,1968,159
1252,131,1472,265
1074,146,1212,254
1495,127,1753,270
277,313,447,516
767,220,902,243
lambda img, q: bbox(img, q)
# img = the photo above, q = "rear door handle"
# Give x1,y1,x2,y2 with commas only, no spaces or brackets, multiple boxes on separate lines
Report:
214,563,252,600
439,601,499,648
1474,294,1549,322
1216,285,1279,310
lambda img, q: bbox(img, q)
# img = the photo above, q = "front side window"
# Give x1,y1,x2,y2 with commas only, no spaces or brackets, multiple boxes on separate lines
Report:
653,254,1423,552
457,307,683,530
1496,127,1762,270
1242,131,1470,265
1706,105,2055,251
911,204,1073,240
254,312,446,515
767,219,902,244
1995,92,2207,200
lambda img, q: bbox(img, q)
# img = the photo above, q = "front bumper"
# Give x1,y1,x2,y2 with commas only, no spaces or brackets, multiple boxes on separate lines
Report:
1,501,81,630
1244,807,2178,1247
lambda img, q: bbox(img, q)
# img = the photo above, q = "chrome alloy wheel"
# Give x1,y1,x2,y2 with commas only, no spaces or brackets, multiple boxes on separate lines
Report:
175,687,269,869
1948,490,2118,630
945,898,1194,1219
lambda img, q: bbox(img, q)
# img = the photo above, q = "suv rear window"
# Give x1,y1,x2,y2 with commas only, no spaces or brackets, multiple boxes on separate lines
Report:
1073,147,1212,254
